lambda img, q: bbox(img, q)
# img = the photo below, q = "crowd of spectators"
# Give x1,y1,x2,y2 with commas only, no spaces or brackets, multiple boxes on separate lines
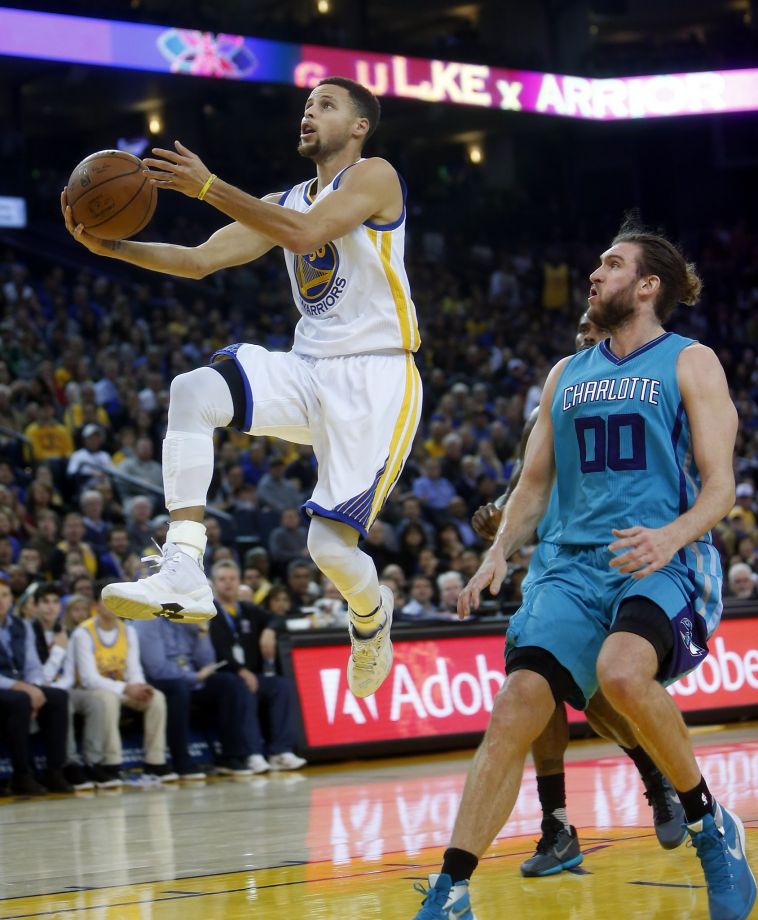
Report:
0,211,756,790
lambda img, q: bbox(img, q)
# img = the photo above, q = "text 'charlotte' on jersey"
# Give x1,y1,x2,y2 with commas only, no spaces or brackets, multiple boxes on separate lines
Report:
552,332,711,546
277,161,421,359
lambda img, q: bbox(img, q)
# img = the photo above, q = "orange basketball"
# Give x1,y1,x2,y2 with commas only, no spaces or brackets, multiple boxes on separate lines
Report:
66,150,157,240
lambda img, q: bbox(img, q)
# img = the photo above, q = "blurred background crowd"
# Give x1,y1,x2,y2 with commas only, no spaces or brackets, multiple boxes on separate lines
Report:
0,212,756,633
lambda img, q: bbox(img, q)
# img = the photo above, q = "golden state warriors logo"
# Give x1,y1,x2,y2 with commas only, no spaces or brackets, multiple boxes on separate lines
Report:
295,243,339,303
293,243,347,316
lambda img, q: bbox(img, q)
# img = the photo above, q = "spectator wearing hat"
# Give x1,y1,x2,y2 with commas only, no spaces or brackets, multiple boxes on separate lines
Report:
209,560,306,774
256,458,302,513
727,562,757,600
729,482,756,533
0,572,72,795
66,424,113,495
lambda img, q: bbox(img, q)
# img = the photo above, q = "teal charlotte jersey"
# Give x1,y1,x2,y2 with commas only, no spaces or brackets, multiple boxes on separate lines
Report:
506,331,724,707
552,331,711,547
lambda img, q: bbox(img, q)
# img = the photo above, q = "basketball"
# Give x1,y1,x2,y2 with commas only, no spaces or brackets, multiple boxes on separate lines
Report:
66,149,157,240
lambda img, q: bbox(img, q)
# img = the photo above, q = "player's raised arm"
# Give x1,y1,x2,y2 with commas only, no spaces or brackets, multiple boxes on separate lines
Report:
61,188,279,279
458,356,570,618
143,143,401,256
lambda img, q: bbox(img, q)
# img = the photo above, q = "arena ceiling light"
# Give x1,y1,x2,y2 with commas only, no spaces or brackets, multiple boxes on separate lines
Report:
0,6,757,121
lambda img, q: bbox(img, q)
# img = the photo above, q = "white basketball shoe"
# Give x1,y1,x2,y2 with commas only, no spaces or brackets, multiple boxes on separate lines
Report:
101,542,216,623
347,584,394,698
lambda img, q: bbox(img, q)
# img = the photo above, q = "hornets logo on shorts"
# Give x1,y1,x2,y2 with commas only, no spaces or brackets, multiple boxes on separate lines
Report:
294,243,340,304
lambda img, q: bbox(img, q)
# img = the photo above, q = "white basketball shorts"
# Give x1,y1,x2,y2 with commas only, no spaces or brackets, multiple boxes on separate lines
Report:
211,343,422,537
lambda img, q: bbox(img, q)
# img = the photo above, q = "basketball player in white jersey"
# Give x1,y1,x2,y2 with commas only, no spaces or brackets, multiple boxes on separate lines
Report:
61,77,422,698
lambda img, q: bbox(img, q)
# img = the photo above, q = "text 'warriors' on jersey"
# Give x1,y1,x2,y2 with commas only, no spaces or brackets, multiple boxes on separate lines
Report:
551,332,709,546
277,163,421,358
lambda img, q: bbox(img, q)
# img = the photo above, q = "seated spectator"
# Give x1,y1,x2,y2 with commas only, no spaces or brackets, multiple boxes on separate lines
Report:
135,616,251,778
285,559,320,615
126,496,155,554
209,560,306,774
18,547,42,581
27,509,60,576
396,495,436,545
257,457,302,512
73,584,172,784
242,561,272,605
727,562,757,599
268,507,308,571
263,584,293,623
360,519,396,574
98,526,136,580
66,424,114,495
312,578,349,627
412,457,457,518
399,575,439,621
31,582,66,667
445,496,478,548
437,570,464,617
80,489,110,551
50,513,98,579
24,400,73,465
729,482,756,533
61,593,91,633
0,572,72,795
116,437,164,512
397,522,428,577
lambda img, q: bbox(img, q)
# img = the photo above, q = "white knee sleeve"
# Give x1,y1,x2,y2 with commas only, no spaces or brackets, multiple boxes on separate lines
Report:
163,367,234,512
307,517,380,617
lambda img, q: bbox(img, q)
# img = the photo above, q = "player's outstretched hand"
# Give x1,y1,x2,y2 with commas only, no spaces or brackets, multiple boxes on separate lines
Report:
457,546,508,620
608,525,677,579
143,140,212,198
60,189,113,256
471,502,502,541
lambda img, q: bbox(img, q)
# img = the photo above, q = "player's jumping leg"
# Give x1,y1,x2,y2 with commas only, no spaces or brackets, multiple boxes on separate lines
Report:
102,367,232,623
307,517,393,697
585,689,686,849
520,704,583,877
598,620,756,920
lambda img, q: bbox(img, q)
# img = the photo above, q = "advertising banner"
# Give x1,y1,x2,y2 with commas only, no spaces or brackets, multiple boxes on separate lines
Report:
290,618,758,751
1,7,758,121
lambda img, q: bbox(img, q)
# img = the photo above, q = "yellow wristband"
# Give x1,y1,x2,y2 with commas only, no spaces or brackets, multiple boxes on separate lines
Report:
197,173,217,201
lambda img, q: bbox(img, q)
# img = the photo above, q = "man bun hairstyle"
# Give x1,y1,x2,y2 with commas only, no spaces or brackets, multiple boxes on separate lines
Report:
613,211,703,322
316,76,381,144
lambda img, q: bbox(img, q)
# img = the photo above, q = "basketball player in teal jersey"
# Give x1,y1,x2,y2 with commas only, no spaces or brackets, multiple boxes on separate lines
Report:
473,310,686,879
412,220,755,920
62,77,422,701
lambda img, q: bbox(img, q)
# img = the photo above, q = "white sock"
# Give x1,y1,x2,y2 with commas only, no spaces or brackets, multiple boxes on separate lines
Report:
166,520,207,564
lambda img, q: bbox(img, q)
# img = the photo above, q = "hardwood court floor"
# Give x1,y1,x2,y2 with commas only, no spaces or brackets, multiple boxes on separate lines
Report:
0,725,756,919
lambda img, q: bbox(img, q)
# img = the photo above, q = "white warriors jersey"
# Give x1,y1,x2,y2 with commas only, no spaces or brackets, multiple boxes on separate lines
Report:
277,160,421,358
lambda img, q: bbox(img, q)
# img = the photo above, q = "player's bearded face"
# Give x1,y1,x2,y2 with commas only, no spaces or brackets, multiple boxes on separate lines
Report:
588,278,638,330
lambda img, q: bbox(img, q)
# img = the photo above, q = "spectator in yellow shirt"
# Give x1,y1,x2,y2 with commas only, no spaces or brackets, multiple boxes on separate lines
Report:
24,402,73,463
